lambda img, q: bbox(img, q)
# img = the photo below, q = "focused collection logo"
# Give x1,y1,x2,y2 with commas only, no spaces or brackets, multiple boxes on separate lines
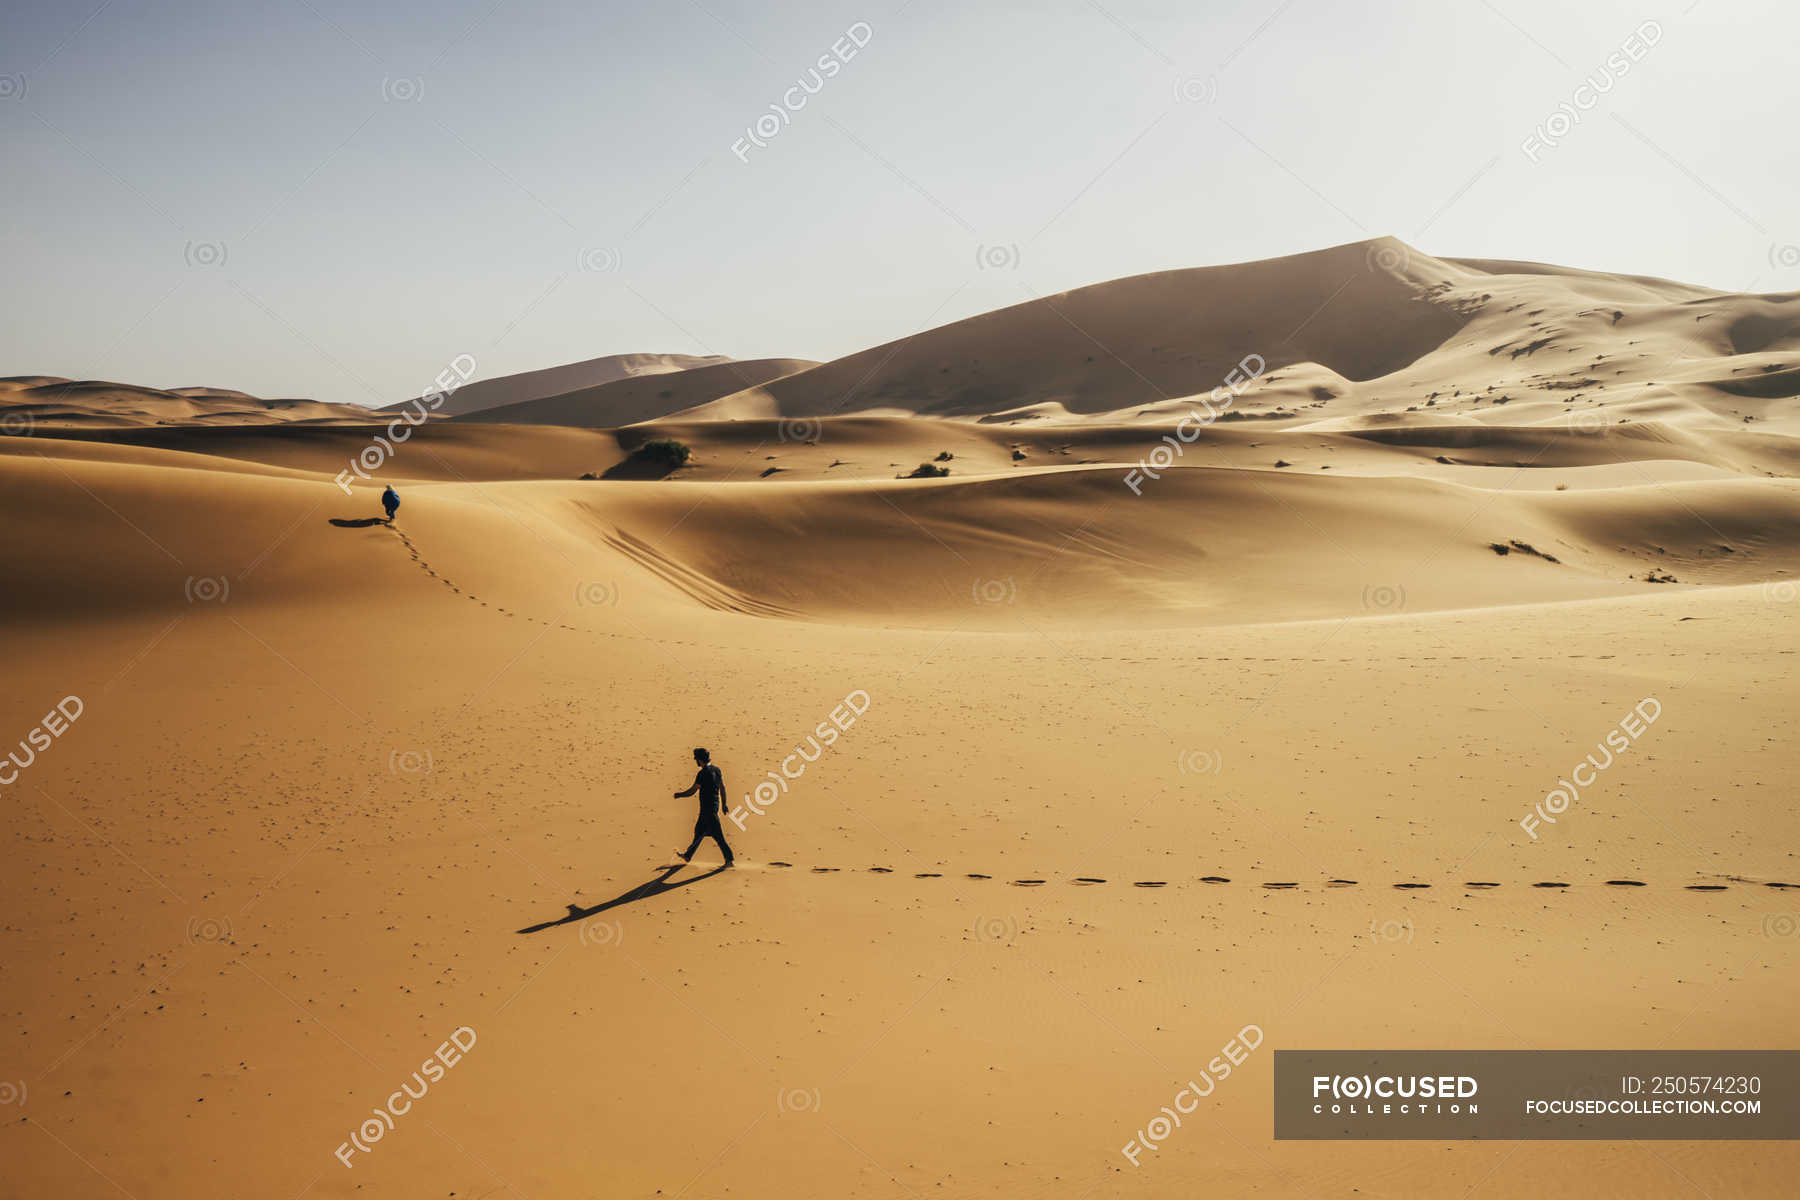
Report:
1311,1073,1479,1116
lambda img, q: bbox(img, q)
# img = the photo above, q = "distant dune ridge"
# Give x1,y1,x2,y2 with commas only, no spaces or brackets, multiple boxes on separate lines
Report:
0,376,380,428
674,236,1798,427
449,357,820,427
407,351,733,418
5,235,1800,628
12,237,1798,434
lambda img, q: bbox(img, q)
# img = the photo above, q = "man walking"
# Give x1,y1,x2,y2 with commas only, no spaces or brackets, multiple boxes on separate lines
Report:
673,747,734,867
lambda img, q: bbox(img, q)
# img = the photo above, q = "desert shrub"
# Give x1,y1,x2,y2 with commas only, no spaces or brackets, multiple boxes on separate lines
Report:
904,462,950,478
632,439,692,468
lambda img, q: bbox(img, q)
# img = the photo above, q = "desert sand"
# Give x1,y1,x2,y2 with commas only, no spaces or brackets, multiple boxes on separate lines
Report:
3,239,1798,1197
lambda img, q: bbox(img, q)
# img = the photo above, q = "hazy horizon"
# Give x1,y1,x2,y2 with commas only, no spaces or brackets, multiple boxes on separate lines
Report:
3,0,1795,404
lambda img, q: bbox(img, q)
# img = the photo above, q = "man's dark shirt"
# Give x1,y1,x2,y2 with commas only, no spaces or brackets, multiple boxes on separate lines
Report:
693,764,723,814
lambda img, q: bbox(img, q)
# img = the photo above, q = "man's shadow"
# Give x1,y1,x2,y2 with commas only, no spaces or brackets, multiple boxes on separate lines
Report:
328,517,389,528
516,862,728,934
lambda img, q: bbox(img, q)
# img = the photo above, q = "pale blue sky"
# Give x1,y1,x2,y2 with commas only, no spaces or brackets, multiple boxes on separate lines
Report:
2,0,1795,404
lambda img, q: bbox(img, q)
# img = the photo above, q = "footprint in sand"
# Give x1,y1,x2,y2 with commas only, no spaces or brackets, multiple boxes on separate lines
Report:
1767,882,1800,889
1010,880,1046,887
1465,882,1501,889
1073,877,1106,885
1394,883,1430,889
768,861,793,868
1326,879,1358,887
1200,876,1231,884
1604,880,1646,887
1133,881,1166,888
1686,884,1728,891
869,866,893,873
915,872,941,878
967,873,991,880
1533,882,1570,888
1263,882,1298,889
811,867,839,873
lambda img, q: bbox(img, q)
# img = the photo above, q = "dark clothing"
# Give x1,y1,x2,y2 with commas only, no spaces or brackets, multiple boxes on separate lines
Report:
692,764,723,811
676,762,732,862
683,810,733,863
382,488,400,519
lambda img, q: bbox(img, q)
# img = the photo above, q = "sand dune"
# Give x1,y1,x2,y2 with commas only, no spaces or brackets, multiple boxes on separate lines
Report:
0,376,379,429
411,351,733,418
6,239,1800,1198
13,443,1791,629
681,237,1473,420
677,238,1797,441
451,356,818,427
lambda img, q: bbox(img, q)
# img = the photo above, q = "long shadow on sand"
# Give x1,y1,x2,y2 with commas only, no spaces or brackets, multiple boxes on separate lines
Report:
329,517,390,528
517,863,728,934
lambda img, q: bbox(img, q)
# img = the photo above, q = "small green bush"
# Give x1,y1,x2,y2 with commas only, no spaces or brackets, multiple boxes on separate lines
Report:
904,462,950,478
632,439,692,468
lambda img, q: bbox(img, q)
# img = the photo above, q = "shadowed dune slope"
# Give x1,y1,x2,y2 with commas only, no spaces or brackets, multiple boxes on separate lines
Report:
452,357,818,427
407,352,732,418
